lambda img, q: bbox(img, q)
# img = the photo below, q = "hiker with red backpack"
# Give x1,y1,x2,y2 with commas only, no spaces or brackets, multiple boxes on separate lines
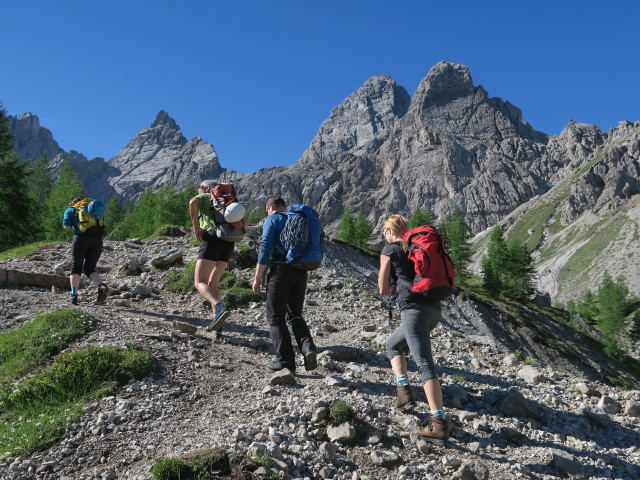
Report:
378,214,455,445
189,180,248,332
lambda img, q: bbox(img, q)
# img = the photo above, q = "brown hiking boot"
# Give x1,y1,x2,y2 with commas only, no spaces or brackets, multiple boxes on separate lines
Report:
416,416,450,445
394,385,416,411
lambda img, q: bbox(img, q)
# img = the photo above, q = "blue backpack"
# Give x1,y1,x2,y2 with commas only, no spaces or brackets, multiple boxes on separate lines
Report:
280,204,323,270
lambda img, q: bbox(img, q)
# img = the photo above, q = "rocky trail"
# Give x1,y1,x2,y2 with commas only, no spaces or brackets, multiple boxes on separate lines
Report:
1,229,639,480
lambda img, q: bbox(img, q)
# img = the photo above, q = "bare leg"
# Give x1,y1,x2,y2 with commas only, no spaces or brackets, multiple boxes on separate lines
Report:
70,274,81,289
390,355,408,376
194,259,228,311
423,378,444,411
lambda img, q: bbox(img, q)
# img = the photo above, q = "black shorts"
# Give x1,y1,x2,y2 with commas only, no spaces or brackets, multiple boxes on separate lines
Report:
197,231,234,262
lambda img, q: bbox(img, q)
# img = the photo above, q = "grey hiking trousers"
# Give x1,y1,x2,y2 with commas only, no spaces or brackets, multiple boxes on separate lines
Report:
386,303,441,384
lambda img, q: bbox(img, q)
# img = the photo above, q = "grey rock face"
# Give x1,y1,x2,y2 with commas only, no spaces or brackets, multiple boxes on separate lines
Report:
107,111,223,198
9,113,63,161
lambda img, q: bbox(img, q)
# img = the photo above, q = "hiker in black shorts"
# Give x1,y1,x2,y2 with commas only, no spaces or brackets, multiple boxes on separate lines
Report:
62,197,109,305
189,180,247,332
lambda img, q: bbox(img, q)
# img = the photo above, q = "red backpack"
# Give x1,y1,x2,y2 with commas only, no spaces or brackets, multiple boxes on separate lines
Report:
402,225,455,301
210,183,238,210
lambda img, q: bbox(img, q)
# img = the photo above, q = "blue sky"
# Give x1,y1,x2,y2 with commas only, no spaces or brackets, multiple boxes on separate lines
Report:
2,1,638,173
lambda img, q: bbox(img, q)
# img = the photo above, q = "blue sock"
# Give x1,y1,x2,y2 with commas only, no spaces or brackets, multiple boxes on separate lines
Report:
397,374,409,386
71,287,77,295
430,409,445,419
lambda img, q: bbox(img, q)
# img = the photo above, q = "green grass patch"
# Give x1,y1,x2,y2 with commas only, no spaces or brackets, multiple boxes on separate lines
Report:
225,286,263,309
556,216,629,297
166,261,197,294
0,309,93,382
0,241,61,261
0,344,152,461
328,399,358,427
508,198,563,252
152,446,231,479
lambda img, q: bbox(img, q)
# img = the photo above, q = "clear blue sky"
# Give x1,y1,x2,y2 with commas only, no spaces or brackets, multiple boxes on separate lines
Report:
2,1,638,173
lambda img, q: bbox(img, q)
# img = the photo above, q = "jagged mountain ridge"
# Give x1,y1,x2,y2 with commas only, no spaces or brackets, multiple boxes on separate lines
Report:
8,61,638,302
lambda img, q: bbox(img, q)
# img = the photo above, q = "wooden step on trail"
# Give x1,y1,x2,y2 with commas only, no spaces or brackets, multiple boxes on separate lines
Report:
0,269,69,289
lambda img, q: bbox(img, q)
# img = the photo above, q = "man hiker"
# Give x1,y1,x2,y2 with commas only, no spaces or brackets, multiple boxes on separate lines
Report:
252,196,318,373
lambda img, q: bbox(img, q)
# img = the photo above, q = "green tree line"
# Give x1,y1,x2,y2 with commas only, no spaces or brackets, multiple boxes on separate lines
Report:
565,273,639,357
0,102,198,250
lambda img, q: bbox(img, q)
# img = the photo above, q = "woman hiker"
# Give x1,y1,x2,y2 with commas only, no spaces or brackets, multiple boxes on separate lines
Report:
378,214,451,445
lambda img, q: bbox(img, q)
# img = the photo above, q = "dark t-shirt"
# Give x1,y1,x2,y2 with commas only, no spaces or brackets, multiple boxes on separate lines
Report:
381,241,440,311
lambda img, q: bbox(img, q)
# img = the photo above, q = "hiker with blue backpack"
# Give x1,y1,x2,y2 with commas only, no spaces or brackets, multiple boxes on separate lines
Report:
252,196,321,373
379,214,455,445
62,197,109,306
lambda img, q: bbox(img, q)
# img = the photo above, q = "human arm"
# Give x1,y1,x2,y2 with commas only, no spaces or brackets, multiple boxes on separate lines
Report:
378,254,393,296
62,208,77,232
252,264,268,294
189,196,206,242
253,216,276,293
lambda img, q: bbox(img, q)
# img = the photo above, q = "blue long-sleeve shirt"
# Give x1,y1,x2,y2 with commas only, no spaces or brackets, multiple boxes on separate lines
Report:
257,213,287,266
62,207,80,234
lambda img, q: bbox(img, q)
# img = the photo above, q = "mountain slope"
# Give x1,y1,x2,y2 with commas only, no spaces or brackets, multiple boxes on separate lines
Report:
470,121,640,302
0,234,639,479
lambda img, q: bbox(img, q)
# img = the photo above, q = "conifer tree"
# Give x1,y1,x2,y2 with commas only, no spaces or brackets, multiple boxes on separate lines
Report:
597,273,629,355
0,104,36,250
336,206,355,244
125,189,159,239
353,212,373,249
440,207,471,283
409,208,433,229
481,226,507,294
104,196,127,240
503,243,535,300
43,159,84,241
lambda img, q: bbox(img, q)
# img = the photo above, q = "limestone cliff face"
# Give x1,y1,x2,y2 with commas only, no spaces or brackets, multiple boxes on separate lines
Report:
9,113,63,161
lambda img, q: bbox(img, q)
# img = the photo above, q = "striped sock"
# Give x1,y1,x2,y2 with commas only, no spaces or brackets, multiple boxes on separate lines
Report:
430,409,446,419
397,374,409,386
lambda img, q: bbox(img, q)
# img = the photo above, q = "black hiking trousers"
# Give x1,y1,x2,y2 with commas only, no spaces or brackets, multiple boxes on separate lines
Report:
265,263,315,371
71,233,103,276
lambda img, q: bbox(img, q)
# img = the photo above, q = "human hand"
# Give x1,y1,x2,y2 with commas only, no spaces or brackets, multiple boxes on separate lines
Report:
194,226,205,242
252,277,261,294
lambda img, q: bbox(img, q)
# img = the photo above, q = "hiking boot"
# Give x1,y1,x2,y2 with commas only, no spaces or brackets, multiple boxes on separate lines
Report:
204,303,229,332
265,361,293,372
302,348,318,371
394,385,416,411
416,416,450,445
69,294,78,306
96,283,109,304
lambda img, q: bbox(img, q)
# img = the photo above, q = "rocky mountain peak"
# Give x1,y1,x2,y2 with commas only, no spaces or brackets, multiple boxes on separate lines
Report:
152,109,179,130
298,74,410,167
106,111,221,198
8,113,63,162
422,60,474,94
